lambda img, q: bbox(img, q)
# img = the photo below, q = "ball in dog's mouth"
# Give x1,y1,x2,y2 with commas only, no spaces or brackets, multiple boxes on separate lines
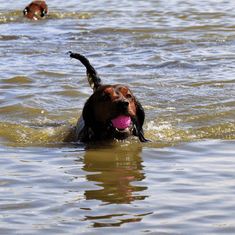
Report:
111,116,133,140
111,116,131,130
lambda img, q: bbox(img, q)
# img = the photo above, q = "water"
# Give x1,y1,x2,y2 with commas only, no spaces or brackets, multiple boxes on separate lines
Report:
0,0,235,234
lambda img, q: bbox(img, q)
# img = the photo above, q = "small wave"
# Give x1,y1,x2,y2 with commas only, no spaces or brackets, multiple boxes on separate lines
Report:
145,120,235,144
0,11,93,24
1,76,33,84
49,12,93,19
0,121,76,147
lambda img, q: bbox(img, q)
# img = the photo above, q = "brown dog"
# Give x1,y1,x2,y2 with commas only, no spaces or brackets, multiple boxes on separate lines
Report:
23,1,48,20
69,52,149,142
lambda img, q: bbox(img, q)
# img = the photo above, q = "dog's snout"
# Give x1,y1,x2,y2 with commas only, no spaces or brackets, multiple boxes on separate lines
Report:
116,99,129,109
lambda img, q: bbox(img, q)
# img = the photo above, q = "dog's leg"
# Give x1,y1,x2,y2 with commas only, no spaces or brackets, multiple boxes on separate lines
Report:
69,52,102,91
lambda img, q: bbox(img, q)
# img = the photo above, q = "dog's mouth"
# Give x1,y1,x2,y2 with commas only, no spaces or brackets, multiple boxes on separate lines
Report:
111,116,131,129
113,123,133,133
110,116,133,138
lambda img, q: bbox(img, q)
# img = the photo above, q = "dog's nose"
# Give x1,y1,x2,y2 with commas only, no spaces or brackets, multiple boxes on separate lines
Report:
116,99,129,109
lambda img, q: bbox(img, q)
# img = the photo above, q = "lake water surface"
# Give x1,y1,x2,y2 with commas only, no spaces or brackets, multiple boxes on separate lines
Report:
0,0,235,234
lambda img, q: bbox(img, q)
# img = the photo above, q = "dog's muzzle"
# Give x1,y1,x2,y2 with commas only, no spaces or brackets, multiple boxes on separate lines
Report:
107,119,134,140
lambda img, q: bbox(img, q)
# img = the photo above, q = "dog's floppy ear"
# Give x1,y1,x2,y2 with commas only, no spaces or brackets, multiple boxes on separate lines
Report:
40,7,46,17
82,95,103,138
82,96,95,130
77,96,95,142
134,99,145,129
132,98,150,142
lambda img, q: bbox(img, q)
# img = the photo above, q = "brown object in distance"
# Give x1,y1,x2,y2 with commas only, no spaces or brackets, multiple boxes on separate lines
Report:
23,1,48,20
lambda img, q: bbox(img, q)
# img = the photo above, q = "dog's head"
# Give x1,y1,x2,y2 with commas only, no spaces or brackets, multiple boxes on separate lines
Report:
82,84,148,142
23,1,48,20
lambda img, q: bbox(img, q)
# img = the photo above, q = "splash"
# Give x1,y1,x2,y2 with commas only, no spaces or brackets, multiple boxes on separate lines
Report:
145,120,235,143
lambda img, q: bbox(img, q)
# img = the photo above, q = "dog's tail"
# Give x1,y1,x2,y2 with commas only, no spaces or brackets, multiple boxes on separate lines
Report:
69,52,102,92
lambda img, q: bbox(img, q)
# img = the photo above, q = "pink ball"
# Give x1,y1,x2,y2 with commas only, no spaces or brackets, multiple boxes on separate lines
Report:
111,116,131,129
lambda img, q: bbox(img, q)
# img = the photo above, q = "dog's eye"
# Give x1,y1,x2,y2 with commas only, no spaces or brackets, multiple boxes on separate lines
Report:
100,94,110,101
126,94,132,99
